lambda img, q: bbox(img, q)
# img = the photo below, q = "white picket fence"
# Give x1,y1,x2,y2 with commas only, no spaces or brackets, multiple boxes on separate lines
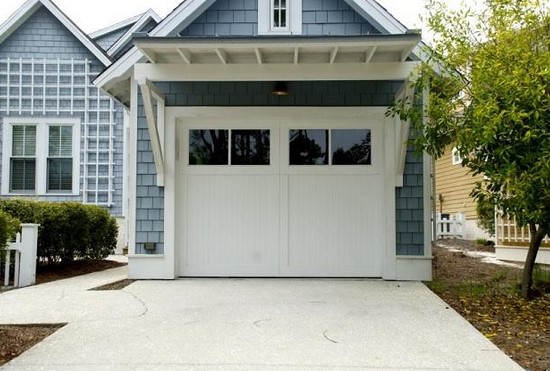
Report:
436,213,464,239
2,224,39,288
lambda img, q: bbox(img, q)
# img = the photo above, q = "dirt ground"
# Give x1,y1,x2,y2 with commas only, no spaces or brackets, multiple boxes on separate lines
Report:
430,239,550,371
0,259,126,366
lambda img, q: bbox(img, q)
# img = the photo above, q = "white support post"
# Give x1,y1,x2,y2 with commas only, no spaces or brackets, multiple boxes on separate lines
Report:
3,251,10,286
138,78,165,187
18,224,39,287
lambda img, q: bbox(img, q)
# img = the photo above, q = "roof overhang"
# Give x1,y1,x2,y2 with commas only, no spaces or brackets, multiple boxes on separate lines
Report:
134,34,421,65
98,34,421,105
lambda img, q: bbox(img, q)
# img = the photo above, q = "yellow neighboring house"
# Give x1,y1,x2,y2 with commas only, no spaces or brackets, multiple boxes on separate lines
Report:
436,146,550,264
435,146,487,240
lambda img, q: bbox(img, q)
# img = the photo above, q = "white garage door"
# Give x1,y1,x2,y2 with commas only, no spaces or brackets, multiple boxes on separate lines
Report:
178,118,385,277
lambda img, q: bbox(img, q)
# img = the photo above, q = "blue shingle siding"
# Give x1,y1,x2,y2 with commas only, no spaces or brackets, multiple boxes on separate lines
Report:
178,0,379,36
302,0,380,35
135,96,164,254
93,25,133,50
135,80,424,256
396,148,424,255
0,6,125,216
179,0,259,36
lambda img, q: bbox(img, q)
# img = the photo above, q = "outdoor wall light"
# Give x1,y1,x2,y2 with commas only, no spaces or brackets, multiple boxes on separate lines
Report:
272,81,289,96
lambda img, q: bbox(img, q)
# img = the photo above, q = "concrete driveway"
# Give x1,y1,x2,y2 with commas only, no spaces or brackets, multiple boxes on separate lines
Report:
0,268,523,370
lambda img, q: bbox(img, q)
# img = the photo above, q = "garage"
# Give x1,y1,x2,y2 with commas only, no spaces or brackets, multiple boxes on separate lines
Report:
177,114,386,277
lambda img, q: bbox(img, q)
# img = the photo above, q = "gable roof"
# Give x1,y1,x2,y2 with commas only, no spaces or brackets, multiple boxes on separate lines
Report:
95,0,424,103
107,9,161,58
0,0,112,66
89,13,144,40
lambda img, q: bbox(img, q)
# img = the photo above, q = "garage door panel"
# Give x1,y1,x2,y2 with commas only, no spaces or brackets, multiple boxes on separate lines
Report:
285,175,384,277
184,174,280,276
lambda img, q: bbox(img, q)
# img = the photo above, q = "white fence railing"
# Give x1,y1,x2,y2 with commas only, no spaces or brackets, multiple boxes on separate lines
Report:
2,224,39,288
436,213,464,239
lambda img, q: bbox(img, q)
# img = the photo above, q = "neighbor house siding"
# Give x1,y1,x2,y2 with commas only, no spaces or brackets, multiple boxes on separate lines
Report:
134,80,425,257
93,25,133,50
0,7,125,215
178,0,379,36
435,145,481,220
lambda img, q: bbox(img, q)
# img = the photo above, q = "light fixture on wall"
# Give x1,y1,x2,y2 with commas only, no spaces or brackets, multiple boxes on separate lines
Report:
272,81,289,96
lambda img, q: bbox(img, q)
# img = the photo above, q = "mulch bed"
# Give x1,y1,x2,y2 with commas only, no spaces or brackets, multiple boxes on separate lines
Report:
0,259,127,366
0,324,65,366
36,259,126,285
89,279,135,291
429,239,550,371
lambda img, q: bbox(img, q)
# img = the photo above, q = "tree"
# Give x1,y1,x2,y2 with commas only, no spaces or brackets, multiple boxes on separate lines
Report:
390,0,550,298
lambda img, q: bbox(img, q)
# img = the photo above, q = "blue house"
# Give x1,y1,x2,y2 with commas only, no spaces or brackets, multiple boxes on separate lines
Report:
0,0,159,253
96,0,432,280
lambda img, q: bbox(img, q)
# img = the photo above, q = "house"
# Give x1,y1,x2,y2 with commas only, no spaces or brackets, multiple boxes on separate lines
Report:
95,0,432,280
436,146,550,264
0,0,160,253
435,145,487,240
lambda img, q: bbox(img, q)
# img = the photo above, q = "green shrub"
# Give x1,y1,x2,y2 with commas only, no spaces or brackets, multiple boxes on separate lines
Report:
0,199,117,264
0,209,19,251
476,198,495,237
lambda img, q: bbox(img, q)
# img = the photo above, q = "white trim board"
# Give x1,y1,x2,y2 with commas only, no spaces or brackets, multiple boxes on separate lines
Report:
0,0,111,66
133,62,419,82
89,13,143,40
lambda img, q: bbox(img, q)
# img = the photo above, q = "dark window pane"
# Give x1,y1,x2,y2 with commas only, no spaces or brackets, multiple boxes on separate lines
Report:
289,129,329,165
48,158,73,191
189,130,229,165
10,158,36,191
332,129,372,165
280,9,286,27
231,130,270,165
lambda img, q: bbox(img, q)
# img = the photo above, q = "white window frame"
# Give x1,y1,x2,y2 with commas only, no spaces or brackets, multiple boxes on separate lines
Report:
451,147,462,165
258,0,302,35
2,117,81,196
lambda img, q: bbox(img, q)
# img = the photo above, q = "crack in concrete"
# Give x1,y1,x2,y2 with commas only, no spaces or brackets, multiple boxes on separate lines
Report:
253,318,271,328
323,330,339,344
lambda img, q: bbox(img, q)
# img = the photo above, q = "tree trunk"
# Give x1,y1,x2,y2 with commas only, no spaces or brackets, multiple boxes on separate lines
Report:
521,223,545,299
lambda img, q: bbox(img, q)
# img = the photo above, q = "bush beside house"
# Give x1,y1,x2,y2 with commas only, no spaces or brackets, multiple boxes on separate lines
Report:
0,209,19,251
0,199,117,263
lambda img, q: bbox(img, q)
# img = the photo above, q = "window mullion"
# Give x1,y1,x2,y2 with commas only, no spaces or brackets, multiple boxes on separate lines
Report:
36,124,48,194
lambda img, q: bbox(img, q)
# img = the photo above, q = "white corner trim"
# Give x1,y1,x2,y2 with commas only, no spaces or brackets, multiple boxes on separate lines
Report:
383,113,398,280
127,76,139,255
258,0,302,35
107,10,161,57
0,0,112,66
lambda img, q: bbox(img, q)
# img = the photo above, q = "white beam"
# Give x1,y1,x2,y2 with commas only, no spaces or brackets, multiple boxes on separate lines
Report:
134,62,419,82
138,80,165,186
141,48,158,64
215,48,228,64
401,44,417,62
365,46,378,63
177,48,192,64
254,48,263,64
330,47,339,64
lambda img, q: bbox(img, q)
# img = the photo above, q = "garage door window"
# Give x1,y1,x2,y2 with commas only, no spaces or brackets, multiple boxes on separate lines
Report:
289,129,371,166
332,129,371,165
289,129,328,165
190,129,271,165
